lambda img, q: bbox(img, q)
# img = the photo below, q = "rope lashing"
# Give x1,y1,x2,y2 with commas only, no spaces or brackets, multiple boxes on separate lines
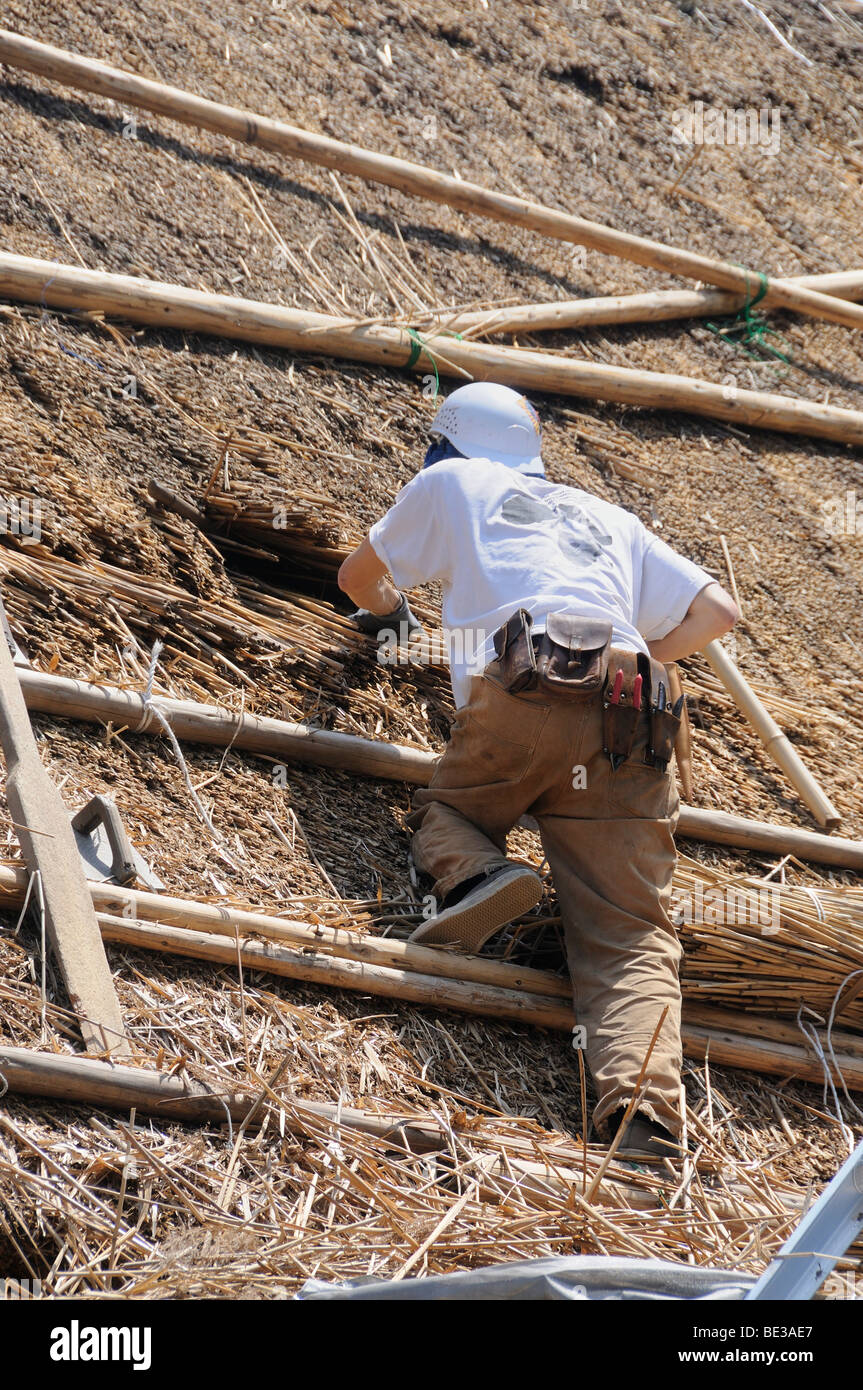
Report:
705,270,792,366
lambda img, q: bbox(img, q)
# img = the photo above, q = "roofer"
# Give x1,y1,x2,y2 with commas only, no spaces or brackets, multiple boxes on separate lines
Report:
338,382,738,1160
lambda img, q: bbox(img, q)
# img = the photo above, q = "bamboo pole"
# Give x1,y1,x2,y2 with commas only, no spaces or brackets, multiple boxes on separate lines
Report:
439,271,863,338
702,640,841,829
4,254,863,446
1,29,862,330
0,861,571,1001
14,667,863,870
92,916,863,1091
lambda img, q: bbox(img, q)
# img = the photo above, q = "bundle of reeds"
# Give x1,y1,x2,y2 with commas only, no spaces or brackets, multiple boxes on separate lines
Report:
0,541,453,743
673,853,863,1032
199,480,354,582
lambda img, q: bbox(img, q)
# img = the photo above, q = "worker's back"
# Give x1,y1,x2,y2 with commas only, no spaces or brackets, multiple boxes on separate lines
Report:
345,384,734,1159
369,455,709,707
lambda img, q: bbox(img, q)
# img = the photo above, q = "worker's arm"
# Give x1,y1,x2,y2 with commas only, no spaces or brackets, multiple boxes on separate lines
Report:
338,538,401,615
646,582,739,663
338,537,422,637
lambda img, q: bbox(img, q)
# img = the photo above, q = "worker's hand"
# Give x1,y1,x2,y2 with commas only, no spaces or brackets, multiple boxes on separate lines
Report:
350,591,423,641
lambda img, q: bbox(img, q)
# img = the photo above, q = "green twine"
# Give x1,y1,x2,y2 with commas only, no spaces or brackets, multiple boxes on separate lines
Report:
405,327,425,369
705,270,793,367
406,327,440,400
406,326,466,403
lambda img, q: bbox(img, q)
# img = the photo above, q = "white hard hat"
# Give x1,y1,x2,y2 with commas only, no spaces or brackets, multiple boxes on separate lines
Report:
429,382,544,476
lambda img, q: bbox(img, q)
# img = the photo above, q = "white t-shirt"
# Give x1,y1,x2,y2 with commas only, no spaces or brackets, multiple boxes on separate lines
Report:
368,457,713,708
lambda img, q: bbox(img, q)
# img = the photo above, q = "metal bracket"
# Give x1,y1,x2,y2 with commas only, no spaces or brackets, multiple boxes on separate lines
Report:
71,794,163,890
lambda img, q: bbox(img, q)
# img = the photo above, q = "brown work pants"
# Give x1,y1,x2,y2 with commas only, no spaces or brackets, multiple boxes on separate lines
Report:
407,665,683,1137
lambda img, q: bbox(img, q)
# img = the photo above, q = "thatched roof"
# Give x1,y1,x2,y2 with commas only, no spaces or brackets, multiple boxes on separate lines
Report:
1,0,862,1297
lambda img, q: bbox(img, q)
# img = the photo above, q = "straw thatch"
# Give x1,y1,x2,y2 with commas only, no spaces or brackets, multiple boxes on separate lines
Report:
1,0,863,1300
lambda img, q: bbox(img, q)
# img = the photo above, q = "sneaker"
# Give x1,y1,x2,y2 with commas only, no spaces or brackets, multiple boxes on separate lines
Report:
607,1107,678,1161
409,863,543,952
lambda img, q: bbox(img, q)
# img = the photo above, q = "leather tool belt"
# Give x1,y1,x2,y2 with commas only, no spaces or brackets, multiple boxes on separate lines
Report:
492,608,612,701
490,609,683,770
601,650,682,771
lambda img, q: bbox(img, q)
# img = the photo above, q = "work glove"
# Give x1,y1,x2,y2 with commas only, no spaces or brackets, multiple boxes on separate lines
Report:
350,591,423,642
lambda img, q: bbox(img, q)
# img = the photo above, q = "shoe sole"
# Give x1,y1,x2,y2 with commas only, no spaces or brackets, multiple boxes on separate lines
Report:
615,1146,671,1163
410,868,543,952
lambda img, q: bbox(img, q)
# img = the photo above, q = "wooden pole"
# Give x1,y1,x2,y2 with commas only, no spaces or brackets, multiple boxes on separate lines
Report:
438,271,863,338
99,899,569,997
14,667,863,870
702,640,841,829
4,254,863,446
473,1154,794,1223
0,1044,713,1212
0,1043,442,1147
97,913,575,1031
1,30,862,331
674,805,857,865
0,621,129,1058
2,863,858,1077
682,1004,863,1061
0,1047,827,1228
0,861,571,1001
15,912,862,1092
680,1020,863,1091
16,665,438,782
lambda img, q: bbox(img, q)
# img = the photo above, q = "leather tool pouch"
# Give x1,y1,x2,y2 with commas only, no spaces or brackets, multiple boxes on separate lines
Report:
648,706,681,771
492,610,612,700
534,614,612,699
646,657,681,770
602,650,643,764
492,608,537,693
